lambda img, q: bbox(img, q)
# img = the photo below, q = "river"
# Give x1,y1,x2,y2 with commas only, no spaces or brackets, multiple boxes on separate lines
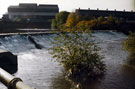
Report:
0,31,135,89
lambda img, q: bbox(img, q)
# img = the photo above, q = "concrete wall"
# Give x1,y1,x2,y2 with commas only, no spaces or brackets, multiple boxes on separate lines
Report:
0,50,17,74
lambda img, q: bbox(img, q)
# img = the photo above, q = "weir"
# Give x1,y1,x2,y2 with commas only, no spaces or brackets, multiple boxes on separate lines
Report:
28,35,43,49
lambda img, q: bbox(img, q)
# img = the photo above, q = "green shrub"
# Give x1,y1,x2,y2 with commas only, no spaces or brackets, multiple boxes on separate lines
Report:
51,19,57,29
49,31,106,78
51,11,70,29
122,32,135,65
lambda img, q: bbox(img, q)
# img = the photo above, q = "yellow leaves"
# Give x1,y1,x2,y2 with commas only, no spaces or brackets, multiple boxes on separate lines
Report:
66,13,80,28
57,11,120,32
76,20,96,31
101,21,109,25
65,12,97,32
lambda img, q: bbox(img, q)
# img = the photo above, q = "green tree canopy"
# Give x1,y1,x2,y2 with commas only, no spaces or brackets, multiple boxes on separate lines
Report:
56,11,70,27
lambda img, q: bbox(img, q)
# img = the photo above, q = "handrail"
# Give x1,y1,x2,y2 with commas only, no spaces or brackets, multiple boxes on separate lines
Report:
0,68,35,89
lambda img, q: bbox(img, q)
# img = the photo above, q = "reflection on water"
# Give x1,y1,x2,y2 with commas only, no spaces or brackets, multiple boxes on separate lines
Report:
51,73,72,89
0,31,135,89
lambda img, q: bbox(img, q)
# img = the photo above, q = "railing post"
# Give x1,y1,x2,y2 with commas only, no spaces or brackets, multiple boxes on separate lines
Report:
0,68,35,89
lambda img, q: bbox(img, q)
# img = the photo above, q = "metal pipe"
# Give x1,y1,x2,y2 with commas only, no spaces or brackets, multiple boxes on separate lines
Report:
0,68,35,89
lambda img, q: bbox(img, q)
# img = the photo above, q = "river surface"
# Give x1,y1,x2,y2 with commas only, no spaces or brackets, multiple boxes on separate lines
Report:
0,31,135,89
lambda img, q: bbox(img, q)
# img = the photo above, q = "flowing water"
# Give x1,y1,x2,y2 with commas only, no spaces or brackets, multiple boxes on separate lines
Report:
0,31,135,89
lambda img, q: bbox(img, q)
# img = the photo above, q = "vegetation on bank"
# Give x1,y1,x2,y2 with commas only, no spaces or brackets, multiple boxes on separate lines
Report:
122,32,135,68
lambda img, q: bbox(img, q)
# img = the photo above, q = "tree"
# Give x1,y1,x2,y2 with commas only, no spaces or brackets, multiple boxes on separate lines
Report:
81,15,95,21
49,12,106,87
51,11,69,29
56,11,70,26
76,20,96,31
49,31,106,79
106,15,119,24
66,12,80,28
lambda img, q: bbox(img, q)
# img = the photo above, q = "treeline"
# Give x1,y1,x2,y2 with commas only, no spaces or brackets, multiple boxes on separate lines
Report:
51,11,135,34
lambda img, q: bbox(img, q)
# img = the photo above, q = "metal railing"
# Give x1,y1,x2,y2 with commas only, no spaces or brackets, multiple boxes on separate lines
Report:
0,68,35,89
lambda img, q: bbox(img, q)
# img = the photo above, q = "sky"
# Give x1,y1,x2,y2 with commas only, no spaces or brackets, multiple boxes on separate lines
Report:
0,0,134,17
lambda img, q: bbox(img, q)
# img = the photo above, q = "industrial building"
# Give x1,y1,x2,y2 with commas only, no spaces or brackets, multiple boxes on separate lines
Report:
76,8,135,21
7,3,59,22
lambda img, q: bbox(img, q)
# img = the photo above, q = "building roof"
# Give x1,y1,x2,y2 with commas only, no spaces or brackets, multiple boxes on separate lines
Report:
39,4,58,8
19,3,37,7
76,9,135,14
76,9,135,20
8,3,59,12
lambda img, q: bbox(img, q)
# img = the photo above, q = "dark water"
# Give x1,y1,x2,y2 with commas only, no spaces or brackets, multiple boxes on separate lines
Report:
0,31,135,89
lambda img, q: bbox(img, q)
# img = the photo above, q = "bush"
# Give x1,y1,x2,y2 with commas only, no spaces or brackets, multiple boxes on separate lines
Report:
49,31,106,79
51,19,57,29
122,32,135,65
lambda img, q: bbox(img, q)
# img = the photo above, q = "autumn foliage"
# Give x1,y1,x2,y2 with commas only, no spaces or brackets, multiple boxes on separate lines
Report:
66,12,80,28
52,11,120,32
76,20,96,31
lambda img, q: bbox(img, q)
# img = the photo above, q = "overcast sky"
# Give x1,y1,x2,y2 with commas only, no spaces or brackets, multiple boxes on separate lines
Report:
0,0,134,17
